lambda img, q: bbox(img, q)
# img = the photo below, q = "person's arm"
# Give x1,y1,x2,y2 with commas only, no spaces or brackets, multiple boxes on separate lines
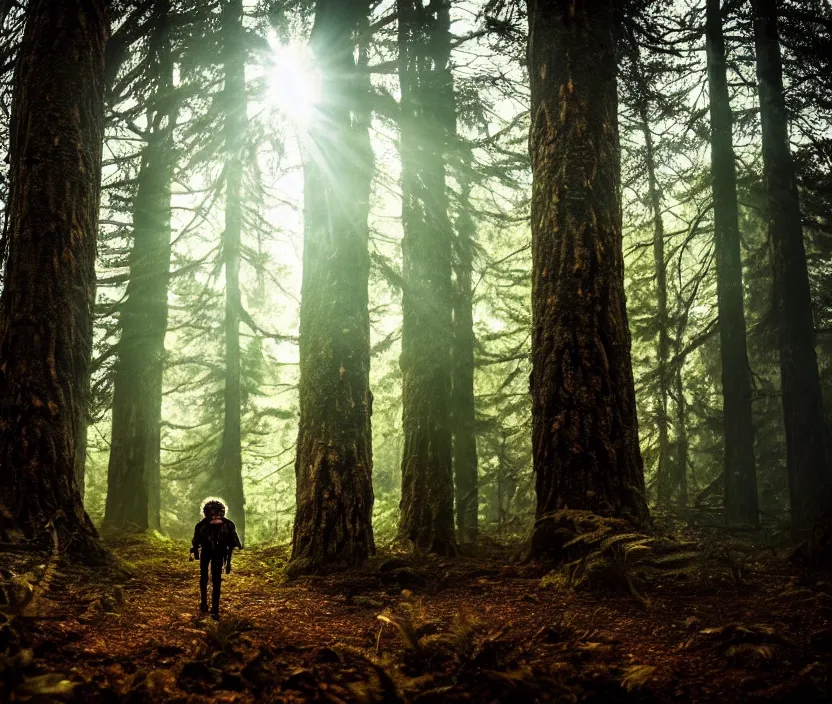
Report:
190,522,201,561
225,520,241,573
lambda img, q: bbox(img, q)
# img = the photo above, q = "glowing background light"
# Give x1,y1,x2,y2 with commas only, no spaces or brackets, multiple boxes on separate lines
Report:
266,36,322,126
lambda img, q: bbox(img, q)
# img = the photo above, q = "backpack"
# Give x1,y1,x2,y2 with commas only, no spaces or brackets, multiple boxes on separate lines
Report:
202,519,230,554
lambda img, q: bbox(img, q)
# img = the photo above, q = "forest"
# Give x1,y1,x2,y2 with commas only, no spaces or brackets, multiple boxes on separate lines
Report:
0,0,831,701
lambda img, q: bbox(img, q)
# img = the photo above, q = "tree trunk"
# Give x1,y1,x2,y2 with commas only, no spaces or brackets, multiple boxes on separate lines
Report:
452,147,478,544
753,0,831,533
105,0,175,532
625,38,675,508
705,0,759,526
75,415,88,501
638,110,673,506
0,0,107,547
289,0,375,575
496,430,506,531
527,0,649,560
397,0,458,556
672,363,688,506
214,0,246,544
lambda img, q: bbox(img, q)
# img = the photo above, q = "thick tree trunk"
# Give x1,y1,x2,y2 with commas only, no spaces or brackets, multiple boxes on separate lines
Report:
527,0,649,560
452,148,478,544
105,1,175,532
0,0,107,547
214,0,246,544
289,0,375,575
753,0,831,533
705,0,759,526
397,0,458,556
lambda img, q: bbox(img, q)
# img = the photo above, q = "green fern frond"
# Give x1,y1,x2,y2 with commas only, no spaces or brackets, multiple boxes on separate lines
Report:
621,664,657,691
599,532,650,551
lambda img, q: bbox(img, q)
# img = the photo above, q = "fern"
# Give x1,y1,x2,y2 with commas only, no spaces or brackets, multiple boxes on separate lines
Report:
200,614,254,653
621,664,657,691
599,533,651,551
376,592,435,653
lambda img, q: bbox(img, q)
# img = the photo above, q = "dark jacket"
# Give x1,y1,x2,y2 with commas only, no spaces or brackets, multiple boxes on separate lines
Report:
191,517,242,561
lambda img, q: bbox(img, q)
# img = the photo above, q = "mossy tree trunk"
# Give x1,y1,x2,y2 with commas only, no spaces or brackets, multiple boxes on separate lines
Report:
705,0,759,526
289,0,375,574
214,0,247,544
397,0,458,556
753,0,831,533
452,147,478,544
527,0,649,559
105,0,176,532
0,0,107,545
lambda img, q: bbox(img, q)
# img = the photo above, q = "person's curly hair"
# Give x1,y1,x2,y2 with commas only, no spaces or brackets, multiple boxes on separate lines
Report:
202,498,226,517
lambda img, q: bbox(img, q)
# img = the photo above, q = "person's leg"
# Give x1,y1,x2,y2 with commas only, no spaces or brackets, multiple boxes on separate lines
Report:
199,552,209,612
210,554,223,617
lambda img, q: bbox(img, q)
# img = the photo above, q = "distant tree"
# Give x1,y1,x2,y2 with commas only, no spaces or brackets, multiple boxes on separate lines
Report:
105,0,178,531
452,146,478,544
0,0,107,547
397,0,458,555
213,0,248,544
622,36,676,507
527,0,649,559
289,0,375,574
705,0,759,526
753,0,831,533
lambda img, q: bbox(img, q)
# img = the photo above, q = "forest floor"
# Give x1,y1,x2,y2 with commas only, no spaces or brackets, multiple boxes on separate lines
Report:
2,524,832,703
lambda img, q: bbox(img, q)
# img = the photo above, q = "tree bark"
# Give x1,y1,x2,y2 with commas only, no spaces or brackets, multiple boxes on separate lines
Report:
0,0,107,547
527,0,649,560
105,0,175,532
753,0,831,533
214,0,247,544
397,0,458,556
289,0,375,575
75,416,88,501
705,0,759,526
452,147,478,544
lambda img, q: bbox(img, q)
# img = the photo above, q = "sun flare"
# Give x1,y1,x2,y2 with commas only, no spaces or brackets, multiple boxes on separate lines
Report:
266,37,321,126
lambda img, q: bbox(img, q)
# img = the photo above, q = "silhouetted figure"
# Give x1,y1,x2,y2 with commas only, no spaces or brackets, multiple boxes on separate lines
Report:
190,499,242,619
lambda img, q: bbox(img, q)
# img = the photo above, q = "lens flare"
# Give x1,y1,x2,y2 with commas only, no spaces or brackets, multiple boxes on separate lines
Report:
266,36,321,126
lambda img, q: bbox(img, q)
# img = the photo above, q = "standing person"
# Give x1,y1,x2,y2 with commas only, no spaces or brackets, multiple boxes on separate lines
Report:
190,499,242,619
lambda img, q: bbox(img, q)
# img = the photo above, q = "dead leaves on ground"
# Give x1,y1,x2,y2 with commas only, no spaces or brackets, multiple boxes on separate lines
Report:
692,621,795,669
3,530,832,702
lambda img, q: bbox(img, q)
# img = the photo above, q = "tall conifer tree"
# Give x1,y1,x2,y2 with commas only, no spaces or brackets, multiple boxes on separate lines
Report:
705,0,759,526
753,0,830,533
0,0,107,546
289,0,376,574
452,146,478,544
527,0,648,559
397,0,458,556
105,0,177,531
214,0,248,543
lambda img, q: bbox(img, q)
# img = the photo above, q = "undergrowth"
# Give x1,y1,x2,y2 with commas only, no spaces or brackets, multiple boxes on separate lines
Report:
537,510,768,608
